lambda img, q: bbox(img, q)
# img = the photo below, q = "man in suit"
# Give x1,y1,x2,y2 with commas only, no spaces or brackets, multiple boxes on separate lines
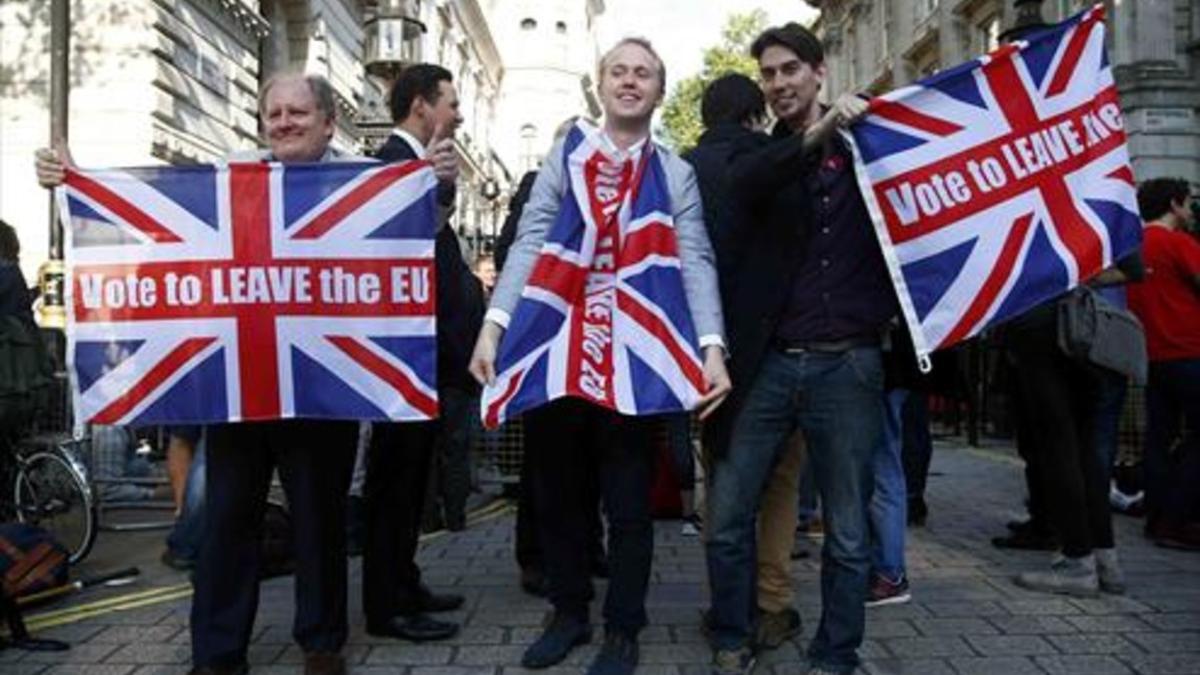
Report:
36,71,375,675
470,37,731,675
701,23,885,675
361,63,478,643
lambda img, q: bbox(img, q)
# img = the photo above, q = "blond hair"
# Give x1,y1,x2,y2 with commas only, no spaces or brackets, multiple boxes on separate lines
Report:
598,36,666,96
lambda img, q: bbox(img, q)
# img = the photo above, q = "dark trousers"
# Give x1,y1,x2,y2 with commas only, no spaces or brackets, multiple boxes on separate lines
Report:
1144,358,1200,526
899,393,932,501
363,420,438,624
190,420,357,667
515,420,605,575
424,387,474,529
524,398,654,637
1009,323,1112,557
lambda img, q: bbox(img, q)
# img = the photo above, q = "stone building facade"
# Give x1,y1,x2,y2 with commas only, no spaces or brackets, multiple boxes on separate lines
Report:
485,0,606,177
807,0,1200,188
0,0,516,283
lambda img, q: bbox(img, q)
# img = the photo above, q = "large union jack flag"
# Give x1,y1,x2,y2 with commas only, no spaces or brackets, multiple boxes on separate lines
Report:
481,122,706,428
59,159,440,427
847,4,1141,366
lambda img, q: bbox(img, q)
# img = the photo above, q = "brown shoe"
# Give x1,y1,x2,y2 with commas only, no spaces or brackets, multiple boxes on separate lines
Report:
304,652,345,675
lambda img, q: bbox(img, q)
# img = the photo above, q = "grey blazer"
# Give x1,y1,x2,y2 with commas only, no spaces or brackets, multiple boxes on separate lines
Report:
487,136,726,346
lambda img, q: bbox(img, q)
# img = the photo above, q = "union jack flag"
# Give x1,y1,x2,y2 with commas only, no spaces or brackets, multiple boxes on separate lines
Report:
481,122,706,428
59,159,440,427
847,4,1141,366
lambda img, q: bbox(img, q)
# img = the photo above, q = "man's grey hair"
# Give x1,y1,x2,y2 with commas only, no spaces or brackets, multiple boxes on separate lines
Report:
598,36,666,96
258,71,337,120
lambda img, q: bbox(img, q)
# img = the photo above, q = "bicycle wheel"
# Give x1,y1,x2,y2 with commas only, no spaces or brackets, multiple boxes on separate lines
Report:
15,451,98,565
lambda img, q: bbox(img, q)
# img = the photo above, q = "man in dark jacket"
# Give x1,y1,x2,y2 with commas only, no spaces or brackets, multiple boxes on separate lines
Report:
703,24,886,675
362,63,480,643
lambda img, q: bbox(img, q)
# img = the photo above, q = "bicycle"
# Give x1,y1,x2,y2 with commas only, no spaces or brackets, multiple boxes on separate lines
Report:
3,431,98,566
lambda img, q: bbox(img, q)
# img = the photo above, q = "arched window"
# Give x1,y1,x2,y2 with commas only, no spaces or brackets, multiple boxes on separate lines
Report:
520,18,537,30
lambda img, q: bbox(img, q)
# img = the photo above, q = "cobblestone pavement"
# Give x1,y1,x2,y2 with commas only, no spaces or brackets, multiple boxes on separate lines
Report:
5,442,1199,674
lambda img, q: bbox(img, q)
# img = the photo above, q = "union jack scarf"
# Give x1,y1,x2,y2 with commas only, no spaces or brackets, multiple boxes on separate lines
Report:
481,122,706,428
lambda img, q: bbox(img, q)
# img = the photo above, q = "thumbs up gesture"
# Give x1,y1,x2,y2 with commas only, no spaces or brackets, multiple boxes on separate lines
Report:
427,120,459,184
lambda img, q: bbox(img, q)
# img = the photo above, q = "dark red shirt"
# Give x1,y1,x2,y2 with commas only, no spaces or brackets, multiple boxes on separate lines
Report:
1126,224,1200,361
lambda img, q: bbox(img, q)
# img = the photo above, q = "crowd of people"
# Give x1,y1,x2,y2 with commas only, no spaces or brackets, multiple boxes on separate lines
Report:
23,18,1200,675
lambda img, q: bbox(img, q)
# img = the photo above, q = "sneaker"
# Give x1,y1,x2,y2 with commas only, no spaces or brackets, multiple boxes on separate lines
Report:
864,574,911,607
1014,554,1099,597
711,647,756,675
521,612,592,668
681,513,703,537
1094,548,1126,595
587,631,639,675
754,607,801,649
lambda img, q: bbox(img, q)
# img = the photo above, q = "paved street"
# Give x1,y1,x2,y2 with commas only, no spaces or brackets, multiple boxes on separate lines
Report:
4,441,1199,674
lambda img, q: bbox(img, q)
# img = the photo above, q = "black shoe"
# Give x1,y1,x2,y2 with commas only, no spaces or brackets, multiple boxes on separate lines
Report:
367,614,459,642
521,612,592,668
418,586,465,613
992,528,1059,551
587,631,639,675
520,568,549,597
188,665,248,675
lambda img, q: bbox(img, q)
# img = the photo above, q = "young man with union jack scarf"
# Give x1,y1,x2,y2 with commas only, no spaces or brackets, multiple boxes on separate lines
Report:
470,37,731,675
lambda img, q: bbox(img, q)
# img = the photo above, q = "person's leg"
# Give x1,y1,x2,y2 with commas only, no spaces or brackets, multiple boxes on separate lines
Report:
167,440,207,563
798,347,882,674
796,453,819,530
190,423,272,668
515,419,543,575
520,400,597,668
1143,362,1182,529
599,411,656,638
1013,346,1094,559
667,413,697,520
1093,371,1127,482
362,420,438,625
166,433,195,513
900,393,931,522
869,389,909,587
274,420,357,654
526,399,595,623
756,431,804,614
706,351,799,653
438,387,474,530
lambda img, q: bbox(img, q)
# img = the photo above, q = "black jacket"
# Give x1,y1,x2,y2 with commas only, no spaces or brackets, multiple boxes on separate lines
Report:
682,123,770,304
701,125,822,456
494,170,538,273
376,134,484,393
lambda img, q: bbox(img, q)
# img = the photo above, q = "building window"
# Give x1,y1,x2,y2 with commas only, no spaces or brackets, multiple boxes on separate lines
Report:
519,124,538,172
555,20,567,34
978,14,1000,54
520,18,536,30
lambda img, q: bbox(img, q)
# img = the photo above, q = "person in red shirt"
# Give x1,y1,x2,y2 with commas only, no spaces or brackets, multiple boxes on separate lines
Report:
1127,177,1200,551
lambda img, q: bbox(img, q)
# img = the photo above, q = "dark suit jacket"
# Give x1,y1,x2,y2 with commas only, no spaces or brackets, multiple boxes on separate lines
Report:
375,134,484,393
701,125,822,457
493,170,538,272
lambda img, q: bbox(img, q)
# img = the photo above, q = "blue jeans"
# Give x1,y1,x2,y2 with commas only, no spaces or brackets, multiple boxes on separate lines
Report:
869,390,908,581
167,442,207,562
706,348,882,673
